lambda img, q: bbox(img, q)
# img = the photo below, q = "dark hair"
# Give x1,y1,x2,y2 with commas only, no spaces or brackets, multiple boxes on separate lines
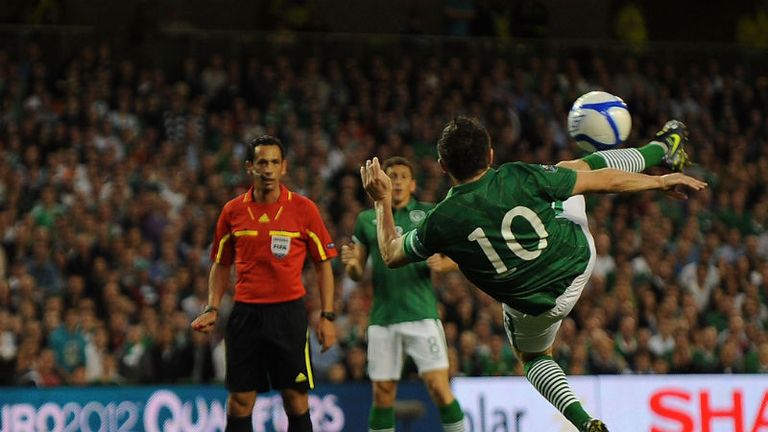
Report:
437,116,491,181
382,156,415,177
246,135,285,162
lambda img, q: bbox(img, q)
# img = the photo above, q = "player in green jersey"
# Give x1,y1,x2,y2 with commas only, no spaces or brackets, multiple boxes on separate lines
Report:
342,157,465,432
360,117,706,432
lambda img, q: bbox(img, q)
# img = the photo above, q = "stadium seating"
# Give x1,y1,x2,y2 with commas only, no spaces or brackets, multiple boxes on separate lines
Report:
1,39,767,387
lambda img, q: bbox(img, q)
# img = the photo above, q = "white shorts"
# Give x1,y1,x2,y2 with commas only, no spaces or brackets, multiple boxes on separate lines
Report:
367,319,450,381
503,195,596,353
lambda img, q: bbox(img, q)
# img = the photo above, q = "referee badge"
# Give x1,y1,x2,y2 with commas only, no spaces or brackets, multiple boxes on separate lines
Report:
271,235,291,259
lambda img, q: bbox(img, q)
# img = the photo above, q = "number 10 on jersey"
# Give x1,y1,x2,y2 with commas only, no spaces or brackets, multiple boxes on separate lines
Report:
467,206,548,274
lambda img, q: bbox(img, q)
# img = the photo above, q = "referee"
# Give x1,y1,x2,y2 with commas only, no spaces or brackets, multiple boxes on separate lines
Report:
192,135,337,432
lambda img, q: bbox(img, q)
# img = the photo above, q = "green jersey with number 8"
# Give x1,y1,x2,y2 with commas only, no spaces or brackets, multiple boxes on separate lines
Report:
403,162,591,316
354,200,439,326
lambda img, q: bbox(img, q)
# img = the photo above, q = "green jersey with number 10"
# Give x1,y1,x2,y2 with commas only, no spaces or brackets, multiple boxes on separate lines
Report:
403,162,591,316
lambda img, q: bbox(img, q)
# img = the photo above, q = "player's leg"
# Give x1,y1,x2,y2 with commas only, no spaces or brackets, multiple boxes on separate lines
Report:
421,369,465,432
370,380,398,432
402,320,465,432
558,120,689,172
503,196,607,432
504,307,607,432
225,303,268,432
367,324,404,432
269,299,315,432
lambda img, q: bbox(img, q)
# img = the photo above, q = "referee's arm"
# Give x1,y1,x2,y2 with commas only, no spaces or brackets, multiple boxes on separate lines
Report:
207,262,231,311
314,259,337,352
191,262,231,333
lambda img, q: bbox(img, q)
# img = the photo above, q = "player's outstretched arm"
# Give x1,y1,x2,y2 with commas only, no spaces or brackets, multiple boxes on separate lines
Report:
361,157,413,268
556,159,590,171
572,168,707,196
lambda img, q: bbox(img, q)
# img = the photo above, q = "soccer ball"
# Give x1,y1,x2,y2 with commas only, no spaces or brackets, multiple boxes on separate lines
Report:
567,91,632,152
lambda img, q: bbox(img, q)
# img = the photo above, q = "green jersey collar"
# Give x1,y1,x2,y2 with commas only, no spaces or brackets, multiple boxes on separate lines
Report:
447,168,494,198
393,196,418,213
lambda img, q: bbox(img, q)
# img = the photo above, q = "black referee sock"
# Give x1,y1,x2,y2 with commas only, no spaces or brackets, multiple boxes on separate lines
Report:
225,415,253,432
287,410,313,432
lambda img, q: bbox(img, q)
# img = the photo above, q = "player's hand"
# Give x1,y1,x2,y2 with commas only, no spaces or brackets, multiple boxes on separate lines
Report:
361,157,392,202
427,254,459,273
316,317,337,353
191,309,217,333
340,243,360,265
659,173,707,199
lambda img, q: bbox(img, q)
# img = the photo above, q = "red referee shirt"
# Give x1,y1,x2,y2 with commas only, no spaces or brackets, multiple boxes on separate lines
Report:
210,185,337,304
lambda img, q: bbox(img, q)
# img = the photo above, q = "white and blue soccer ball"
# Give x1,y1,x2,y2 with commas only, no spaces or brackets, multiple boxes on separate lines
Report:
567,91,632,153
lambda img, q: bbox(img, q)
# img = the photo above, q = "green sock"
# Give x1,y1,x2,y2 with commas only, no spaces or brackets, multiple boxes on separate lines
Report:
524,355,592,429
438,399,465,432
369,406,394,432
581,141,666,172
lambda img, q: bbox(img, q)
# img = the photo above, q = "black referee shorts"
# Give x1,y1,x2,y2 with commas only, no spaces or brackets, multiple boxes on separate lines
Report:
225,298,314,393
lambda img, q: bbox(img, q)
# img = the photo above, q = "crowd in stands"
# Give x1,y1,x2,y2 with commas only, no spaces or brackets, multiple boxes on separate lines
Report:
1,40,768,387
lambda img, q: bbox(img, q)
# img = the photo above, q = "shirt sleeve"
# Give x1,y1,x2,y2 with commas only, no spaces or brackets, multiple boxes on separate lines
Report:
304,199,338,263
210,205,235,265
351,212,369,248
402,213,436,262
526,163,577,201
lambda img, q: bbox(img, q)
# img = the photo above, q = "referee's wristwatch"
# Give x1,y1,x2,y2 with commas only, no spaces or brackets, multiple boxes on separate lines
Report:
320,311,336,322
202,305,219,315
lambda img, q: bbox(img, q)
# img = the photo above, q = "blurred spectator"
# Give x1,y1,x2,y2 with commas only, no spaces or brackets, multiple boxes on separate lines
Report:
678,248,720,312
344,344,368,382
25,240,62,294
32,348,62,387
146,325,184,383
186,330,215,384
717,340,745,373
746,341,768,373
0,309,16,385
692,326,720,373
48,307,87,376
589,330,628,374
69,366,88,386
479,334,518,376
327,363,347,384
632,350,654,374
648,318,675,358
85,325,109,382
668,333,694,374
117,324,151,382
457,331,483,376
614,316,638,361
592,232,616,280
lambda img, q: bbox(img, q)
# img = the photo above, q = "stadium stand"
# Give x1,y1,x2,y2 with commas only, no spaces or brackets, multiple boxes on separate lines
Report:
1,35,768,387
